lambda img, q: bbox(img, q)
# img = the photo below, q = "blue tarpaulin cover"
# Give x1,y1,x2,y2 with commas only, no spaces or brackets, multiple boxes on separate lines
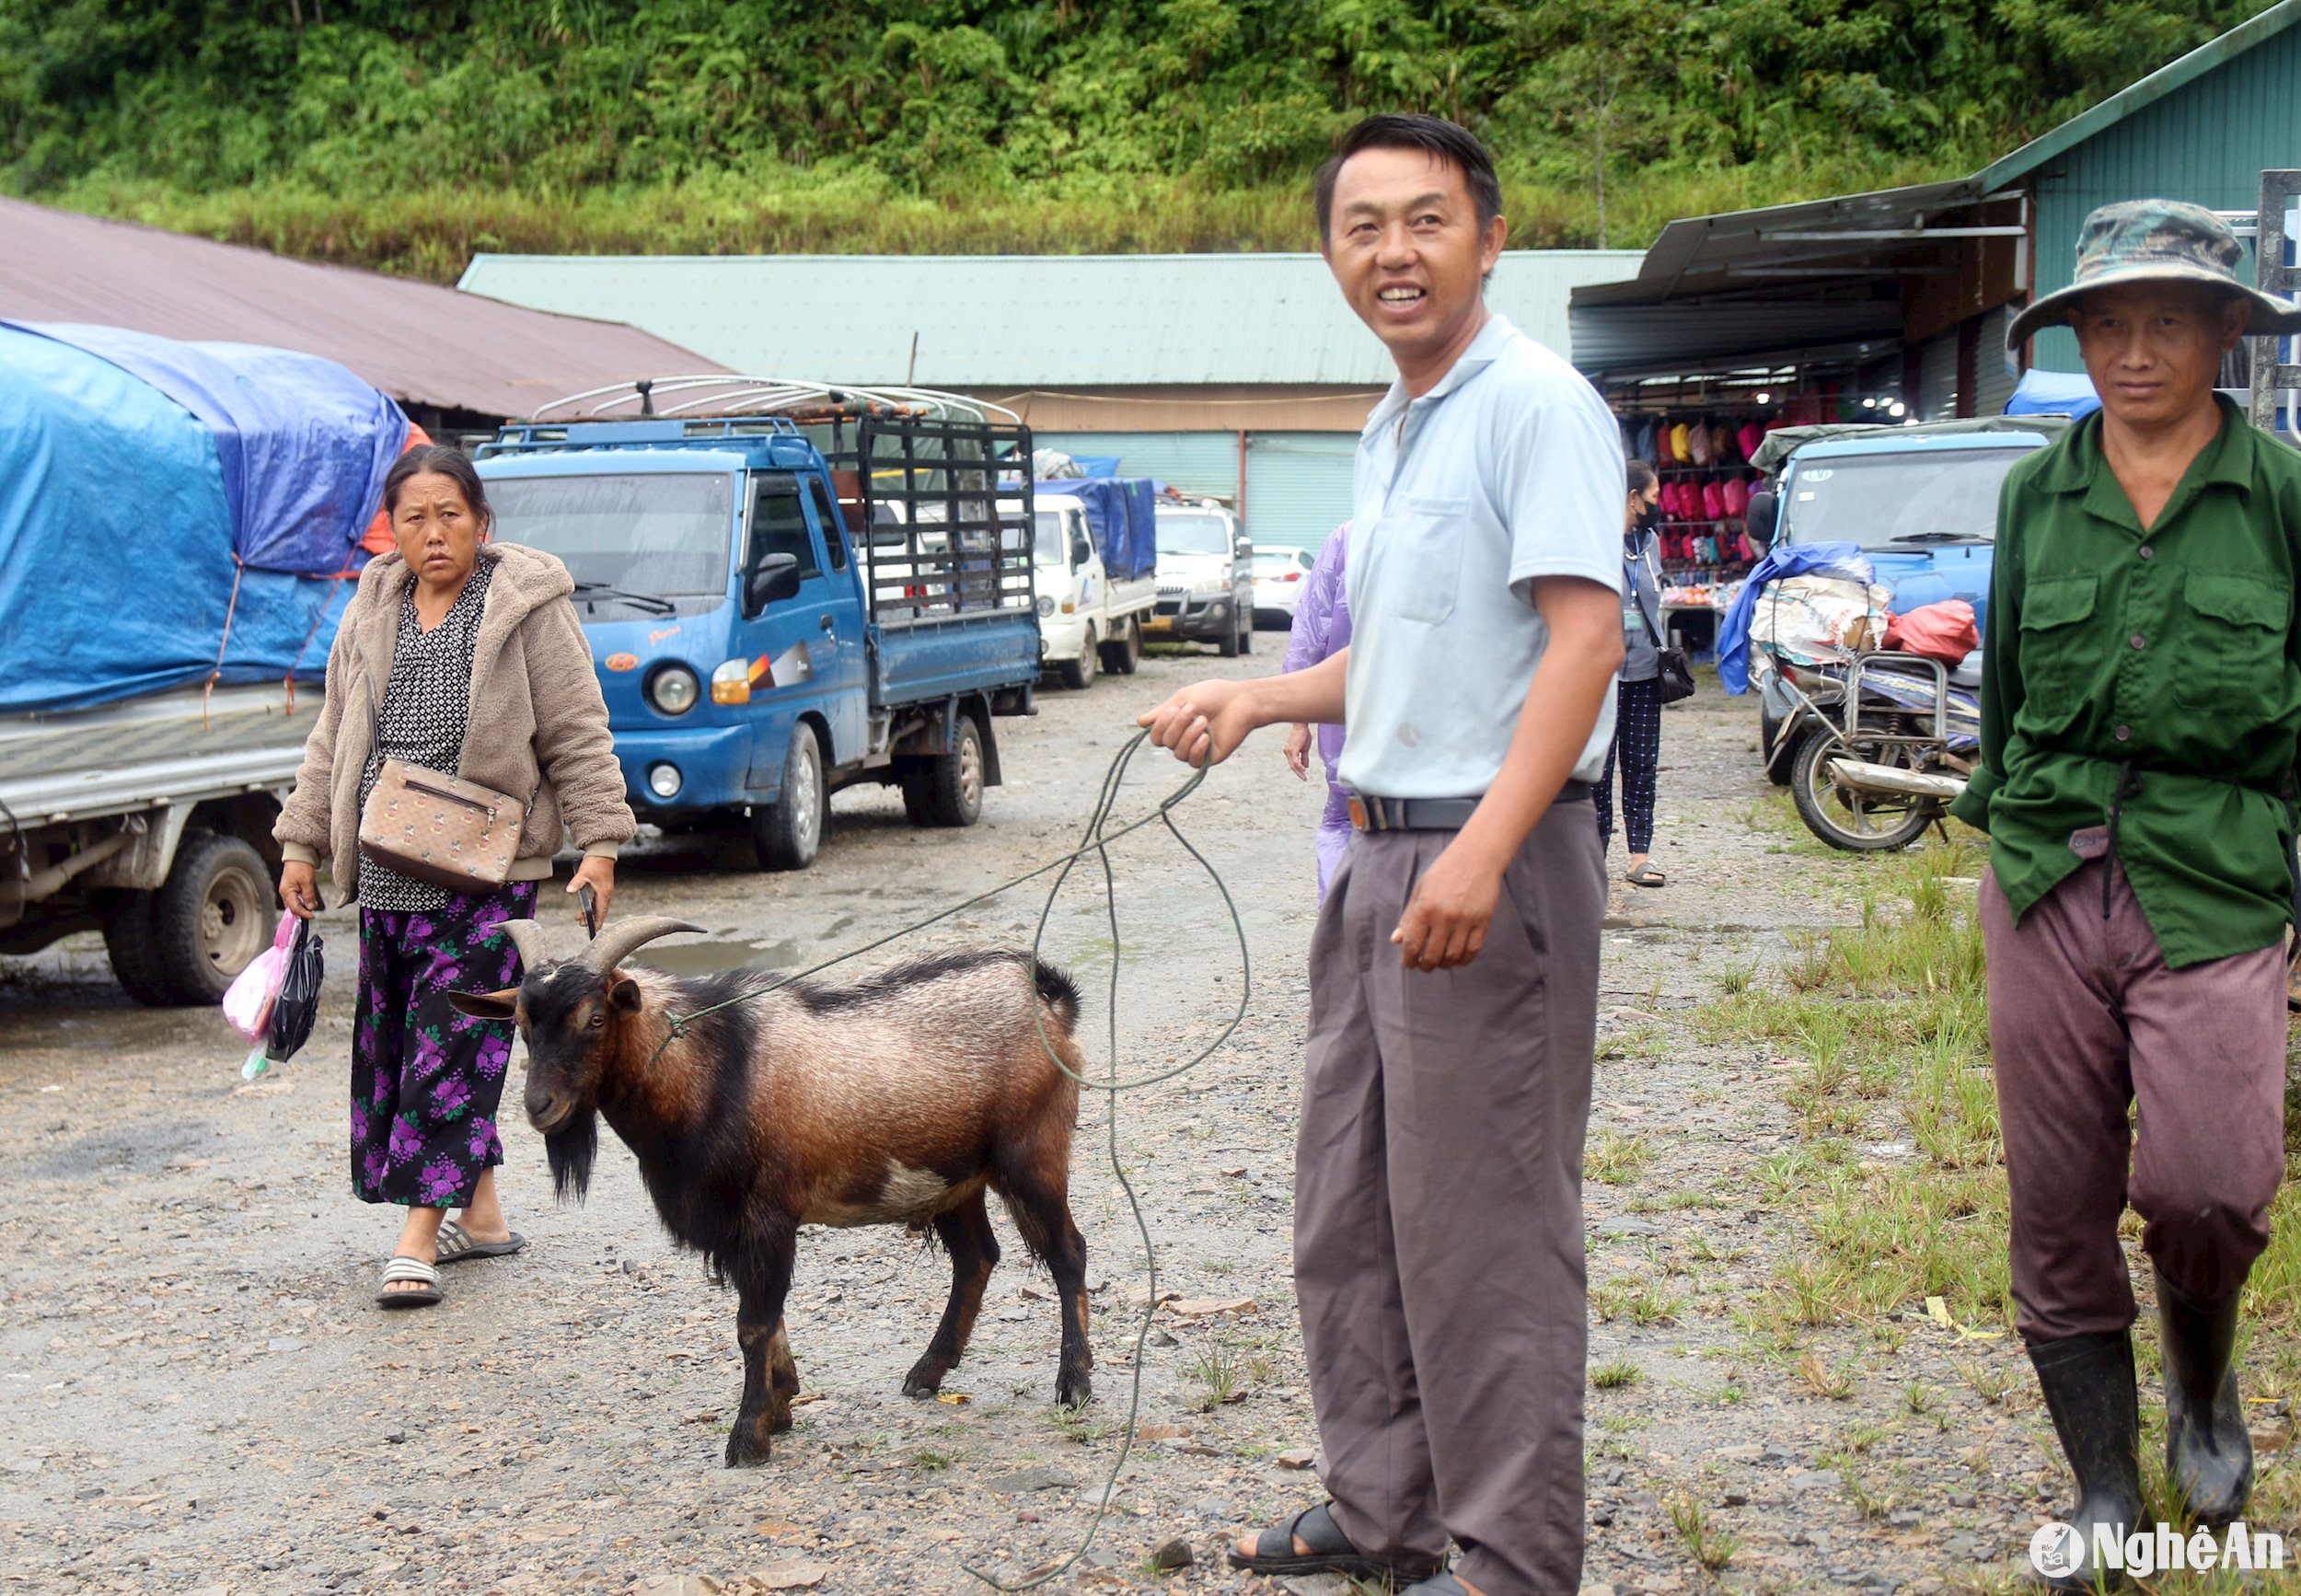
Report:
1716,541,1879,695
2004,368,2101,420
1037,477,1158,580
0,324,394,713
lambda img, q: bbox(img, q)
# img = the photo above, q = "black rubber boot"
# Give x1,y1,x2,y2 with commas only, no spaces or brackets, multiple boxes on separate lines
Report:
2029,1332,2142,1591
2156,1269,2253,1528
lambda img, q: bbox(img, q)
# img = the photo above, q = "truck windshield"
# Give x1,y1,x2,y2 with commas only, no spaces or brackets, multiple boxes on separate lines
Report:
1156,511,1231,556
490,472,734,596
1032,510,1070,566
1786,448,2024,550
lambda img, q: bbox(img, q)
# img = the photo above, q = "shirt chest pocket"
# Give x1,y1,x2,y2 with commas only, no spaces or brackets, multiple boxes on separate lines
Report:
2175,569,2289,713
2017,572,2098,719
1378,495,1469,626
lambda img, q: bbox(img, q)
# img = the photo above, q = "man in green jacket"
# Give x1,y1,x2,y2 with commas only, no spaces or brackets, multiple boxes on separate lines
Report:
1952,201,2301,1587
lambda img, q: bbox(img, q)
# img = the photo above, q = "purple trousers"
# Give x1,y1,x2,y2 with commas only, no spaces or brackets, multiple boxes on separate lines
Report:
1316,781,1353,901
1981,856,2286,1342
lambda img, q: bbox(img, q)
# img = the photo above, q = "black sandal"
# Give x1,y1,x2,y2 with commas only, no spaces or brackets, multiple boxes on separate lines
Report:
1225,1500,1444,1584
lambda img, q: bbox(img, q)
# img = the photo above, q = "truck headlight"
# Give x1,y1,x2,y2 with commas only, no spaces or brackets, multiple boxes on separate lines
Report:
648,664,700,716
1035,596,1055,618
1190,577,1229,595
647,763,683,799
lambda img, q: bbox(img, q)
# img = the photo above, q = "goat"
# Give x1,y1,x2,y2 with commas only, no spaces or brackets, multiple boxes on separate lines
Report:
449,916,1093,1467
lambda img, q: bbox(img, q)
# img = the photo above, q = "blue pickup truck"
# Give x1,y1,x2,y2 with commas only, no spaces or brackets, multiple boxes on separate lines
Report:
475,402,1040,871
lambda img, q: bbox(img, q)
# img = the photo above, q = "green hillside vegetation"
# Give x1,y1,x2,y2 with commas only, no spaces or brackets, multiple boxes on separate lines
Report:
0,0,2274,279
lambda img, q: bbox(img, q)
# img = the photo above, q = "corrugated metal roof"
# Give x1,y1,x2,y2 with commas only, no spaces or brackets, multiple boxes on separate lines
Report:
1976,0,2301,192
0,196,723,420
455,250,1644,384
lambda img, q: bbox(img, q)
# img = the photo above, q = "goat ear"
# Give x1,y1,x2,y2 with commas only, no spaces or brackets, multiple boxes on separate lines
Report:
607,974,643,1012
447,988,520,1021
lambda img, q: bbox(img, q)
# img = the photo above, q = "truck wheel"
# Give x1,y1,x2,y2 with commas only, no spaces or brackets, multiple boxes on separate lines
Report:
1058,626,1098,690
148,832,276,1005
750,723,827,872
101,892,178,1007
1100,618,1140,676
914,714,985,827
1238,611,1253,654
1215,615,1240,658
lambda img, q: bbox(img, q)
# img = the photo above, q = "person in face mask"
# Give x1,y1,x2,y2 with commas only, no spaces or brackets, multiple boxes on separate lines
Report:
1597,459,1667,885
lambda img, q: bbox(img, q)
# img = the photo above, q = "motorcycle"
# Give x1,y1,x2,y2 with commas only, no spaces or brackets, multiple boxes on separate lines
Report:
1753,644,1981,851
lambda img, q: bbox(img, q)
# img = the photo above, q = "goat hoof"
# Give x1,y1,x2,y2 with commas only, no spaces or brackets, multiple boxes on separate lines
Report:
901,1360,950,1399
1056,1372,1092,1409
724,1429,774,1468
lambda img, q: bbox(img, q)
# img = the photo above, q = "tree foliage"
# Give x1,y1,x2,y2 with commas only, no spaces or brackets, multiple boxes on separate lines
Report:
0,0,2272,274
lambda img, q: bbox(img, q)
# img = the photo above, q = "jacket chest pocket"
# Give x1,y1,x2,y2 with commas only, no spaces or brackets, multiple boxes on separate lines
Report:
2017,572,2098,720
1377,495,1469,626
2175,569,2289,713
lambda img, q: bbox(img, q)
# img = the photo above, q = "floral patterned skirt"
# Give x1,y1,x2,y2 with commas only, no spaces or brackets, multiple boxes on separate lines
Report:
350,880,538,1208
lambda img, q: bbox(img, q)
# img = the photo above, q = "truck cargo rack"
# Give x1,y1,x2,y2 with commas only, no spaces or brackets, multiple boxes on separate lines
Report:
530,376,1020,427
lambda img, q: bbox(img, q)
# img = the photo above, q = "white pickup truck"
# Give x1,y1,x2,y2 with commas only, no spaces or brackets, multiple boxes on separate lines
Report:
1033,483,1160,689
1,683,305,1004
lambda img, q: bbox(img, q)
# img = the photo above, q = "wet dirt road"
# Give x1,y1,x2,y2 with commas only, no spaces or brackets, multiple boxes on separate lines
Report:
0,650,2144,1596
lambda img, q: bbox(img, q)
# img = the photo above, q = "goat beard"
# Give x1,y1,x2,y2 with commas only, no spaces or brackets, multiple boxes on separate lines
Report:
544,1111,600,1204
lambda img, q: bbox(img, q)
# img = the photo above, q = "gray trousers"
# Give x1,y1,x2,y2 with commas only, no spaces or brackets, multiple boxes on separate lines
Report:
1297,801,1603,1596
1981,857,2287,1343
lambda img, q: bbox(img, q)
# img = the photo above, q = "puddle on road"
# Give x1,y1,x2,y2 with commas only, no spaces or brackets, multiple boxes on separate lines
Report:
628,938,800,976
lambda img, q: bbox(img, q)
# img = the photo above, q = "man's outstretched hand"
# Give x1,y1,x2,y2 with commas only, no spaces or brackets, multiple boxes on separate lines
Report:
1139,678,1258,768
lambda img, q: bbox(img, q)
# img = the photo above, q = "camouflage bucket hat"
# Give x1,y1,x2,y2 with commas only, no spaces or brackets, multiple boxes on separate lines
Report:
2006,198,2301,350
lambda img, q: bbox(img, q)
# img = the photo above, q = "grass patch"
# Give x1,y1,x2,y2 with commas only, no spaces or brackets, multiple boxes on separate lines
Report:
1667,1490,1740,1572
1586,1129,1653,1186
1590,1358,1643,1390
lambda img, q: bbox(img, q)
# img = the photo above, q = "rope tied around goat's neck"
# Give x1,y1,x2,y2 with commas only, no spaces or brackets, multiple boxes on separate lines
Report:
631,728,1247,1591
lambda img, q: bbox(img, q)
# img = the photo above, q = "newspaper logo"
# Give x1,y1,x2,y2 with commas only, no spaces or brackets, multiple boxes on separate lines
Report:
2031,1520,2286,1579
2030,1521,2085,1579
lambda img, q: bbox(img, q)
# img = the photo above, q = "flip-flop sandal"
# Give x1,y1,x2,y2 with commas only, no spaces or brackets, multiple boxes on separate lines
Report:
1225,1500,1444,1584
376,1255,442,1309
433,1220,526,1266
1625,862,1667,887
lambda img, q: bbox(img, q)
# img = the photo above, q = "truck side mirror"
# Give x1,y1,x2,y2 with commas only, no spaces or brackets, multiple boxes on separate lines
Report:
746,552,803,614
1070,534,1093,569
1744,490,1778,553
1233,536,1253,561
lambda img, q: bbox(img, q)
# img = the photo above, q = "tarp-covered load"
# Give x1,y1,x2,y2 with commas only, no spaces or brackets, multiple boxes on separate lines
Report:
1035,477,1157,580
0,322,407,713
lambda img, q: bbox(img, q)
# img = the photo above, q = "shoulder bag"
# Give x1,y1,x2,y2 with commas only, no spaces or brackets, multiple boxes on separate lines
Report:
353,637,528,893
1631,561,1697,705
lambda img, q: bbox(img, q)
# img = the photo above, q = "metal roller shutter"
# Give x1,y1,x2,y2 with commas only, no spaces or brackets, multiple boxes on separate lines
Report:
1919,333,1959,422
1974,306,2018,418
1033,432,1238,499
1243,433,1359,551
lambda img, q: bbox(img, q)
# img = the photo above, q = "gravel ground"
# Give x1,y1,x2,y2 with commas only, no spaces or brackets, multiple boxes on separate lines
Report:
0,645,2285,1595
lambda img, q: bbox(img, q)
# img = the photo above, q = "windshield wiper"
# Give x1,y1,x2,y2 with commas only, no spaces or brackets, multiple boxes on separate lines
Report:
1886,532,1993,546
571,581,676,615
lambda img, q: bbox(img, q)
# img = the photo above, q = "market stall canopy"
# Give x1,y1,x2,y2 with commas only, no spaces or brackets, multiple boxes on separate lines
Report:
1569,179,1993,377
0,196,723,422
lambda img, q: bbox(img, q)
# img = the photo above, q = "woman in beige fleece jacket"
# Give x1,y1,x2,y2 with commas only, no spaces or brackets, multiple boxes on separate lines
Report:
276,445,634,1308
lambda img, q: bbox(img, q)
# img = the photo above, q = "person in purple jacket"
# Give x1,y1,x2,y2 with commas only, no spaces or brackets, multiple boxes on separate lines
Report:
1281,522,1353,897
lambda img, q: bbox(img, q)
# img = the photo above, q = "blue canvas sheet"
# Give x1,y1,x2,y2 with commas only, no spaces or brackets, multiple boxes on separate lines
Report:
1716,541,1879,695
2004,369,2100,420
9,321,405,576
1037,477,1157,579
0,327,364,713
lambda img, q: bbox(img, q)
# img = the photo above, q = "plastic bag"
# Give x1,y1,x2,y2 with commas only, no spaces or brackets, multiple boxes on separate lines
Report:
222,913,295,1041
245,919,325,1080
1882,599,1980,664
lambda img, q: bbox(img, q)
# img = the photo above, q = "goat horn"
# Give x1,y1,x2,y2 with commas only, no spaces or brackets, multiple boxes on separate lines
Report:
579,916,705,976
500,918,553,975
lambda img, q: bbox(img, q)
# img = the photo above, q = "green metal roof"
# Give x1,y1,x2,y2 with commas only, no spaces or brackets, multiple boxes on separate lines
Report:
455,250,1644,387
1976,0,2301,191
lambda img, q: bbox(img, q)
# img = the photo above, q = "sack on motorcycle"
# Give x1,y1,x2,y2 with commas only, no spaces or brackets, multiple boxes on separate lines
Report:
1747,575,1894,667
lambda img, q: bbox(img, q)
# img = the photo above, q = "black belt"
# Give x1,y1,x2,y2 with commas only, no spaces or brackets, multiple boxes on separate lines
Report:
1348,785,1592,832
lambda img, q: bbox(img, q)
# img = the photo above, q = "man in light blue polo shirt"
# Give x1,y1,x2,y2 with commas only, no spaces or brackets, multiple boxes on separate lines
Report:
1143,114,1624,1596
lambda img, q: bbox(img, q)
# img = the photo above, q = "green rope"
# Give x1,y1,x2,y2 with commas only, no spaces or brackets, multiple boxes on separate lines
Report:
650,728,1251,1590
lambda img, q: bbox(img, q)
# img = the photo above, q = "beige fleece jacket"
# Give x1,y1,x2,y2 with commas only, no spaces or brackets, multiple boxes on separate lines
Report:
275,541,636,906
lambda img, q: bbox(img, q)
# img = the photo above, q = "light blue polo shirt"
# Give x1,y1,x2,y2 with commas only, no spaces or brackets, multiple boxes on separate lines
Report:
1339,314,1625,799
